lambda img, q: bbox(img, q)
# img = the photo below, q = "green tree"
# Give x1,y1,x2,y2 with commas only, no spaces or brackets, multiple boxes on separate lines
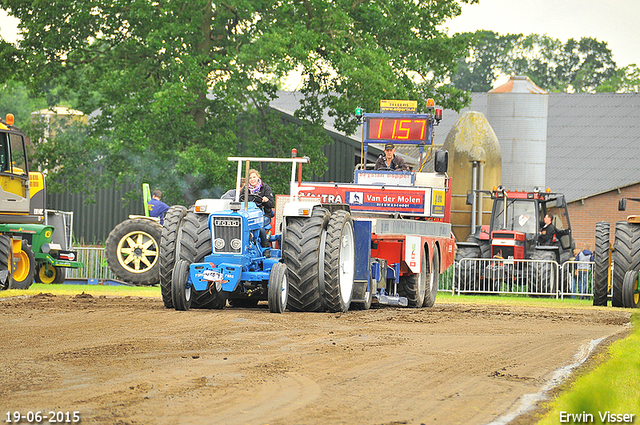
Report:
596,64,640,93
452,31,618,93
1,0,475,204
451,30,519,92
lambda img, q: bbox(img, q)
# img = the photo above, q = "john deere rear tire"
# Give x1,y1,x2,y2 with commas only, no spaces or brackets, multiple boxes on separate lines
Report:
281,208,329,312
105,218,162,285
323,210,355,313
159,205,188,308
0,235,11,290
177,211,227,309
9,241,36,290
611,221,640,307
593,222,610,306
622,270,639,308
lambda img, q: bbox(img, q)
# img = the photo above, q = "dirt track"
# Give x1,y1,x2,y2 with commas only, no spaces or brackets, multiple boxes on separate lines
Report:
0,294,631,425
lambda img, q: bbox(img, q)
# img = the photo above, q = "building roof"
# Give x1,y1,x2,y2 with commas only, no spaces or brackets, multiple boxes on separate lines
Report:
272,91,640,203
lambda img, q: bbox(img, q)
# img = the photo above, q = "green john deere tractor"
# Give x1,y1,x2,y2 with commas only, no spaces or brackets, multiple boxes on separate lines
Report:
0,113,82,290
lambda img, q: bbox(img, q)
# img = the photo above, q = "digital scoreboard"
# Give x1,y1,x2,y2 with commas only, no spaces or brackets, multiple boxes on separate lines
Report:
366,118,429,143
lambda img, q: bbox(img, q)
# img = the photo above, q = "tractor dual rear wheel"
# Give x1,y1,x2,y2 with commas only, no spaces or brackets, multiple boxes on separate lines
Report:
281,208,329,312
593,221,610,306
159,205,188,308
105,218,162,286
611,221,640,307
323,210,355,313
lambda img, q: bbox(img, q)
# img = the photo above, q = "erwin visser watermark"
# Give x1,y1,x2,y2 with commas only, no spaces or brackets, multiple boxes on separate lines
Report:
560,411,635,423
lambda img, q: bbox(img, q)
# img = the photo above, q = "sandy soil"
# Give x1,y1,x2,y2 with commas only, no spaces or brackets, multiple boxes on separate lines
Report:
0,294,631,425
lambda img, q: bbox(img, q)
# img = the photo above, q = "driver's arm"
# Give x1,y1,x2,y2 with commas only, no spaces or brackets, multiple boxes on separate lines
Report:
262,184,275,209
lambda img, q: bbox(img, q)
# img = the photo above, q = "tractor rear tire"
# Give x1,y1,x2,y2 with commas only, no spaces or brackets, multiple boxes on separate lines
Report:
9,241,36,290
281,208,329,312
622,270,639,308
159,205,188,308
611,221,640,307
399,246,427,308
172,259,192,311
177,211,227,309
532,249,555,295
323,210,355,313
0,235,10,290
268,262,288,313
593,222,610,306
423,248,440,308
455,245,482,291
105,218,162,285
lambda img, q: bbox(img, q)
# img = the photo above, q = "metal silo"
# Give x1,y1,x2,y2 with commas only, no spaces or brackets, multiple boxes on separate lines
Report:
487,75,548,190
442,111,502,242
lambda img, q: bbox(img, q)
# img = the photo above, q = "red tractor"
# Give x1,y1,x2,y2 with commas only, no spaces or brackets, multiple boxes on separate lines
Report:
455,187,576,294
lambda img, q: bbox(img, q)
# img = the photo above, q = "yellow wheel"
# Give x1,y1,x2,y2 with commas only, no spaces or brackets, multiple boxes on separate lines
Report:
105,218,162,285
36,263,65,284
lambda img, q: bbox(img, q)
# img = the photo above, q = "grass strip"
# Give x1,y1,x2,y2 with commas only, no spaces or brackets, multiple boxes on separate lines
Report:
536,312,640,424
0,283,161,298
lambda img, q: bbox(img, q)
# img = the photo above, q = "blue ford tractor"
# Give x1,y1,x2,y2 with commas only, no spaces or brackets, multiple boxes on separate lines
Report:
162,157,311,313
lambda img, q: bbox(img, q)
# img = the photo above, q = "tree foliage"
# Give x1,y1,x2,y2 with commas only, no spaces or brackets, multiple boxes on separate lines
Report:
452,31,619,93
0,0,474,204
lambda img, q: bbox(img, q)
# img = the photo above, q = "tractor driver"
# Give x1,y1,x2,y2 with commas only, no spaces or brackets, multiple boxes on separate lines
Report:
239,169,274,248
538,213,557,246
374,143,409,171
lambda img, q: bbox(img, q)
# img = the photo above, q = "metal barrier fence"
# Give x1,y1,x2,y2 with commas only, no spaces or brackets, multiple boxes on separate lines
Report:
66,247,117,280
451,258,597,298
559,261,594,299
62,248,597,300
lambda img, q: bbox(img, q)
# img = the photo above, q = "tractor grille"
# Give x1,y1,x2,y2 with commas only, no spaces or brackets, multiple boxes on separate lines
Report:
211,216,242,254
492,245,514,259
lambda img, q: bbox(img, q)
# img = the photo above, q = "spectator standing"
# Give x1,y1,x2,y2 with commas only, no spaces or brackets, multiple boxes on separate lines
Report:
573,246,594,299
148,189,170,225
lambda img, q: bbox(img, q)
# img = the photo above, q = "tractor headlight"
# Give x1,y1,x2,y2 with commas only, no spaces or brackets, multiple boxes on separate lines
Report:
214,238,225,250
230,239,242,250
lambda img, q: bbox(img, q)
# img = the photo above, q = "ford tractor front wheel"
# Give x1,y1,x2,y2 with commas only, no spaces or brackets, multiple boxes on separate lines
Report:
268,262,288,313
172,259,192,311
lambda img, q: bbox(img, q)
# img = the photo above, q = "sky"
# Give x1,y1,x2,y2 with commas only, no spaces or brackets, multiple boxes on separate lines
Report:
444,0,639,69
1,0,637,71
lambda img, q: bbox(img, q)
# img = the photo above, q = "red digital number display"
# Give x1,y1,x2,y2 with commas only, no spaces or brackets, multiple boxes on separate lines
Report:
367,118,428,142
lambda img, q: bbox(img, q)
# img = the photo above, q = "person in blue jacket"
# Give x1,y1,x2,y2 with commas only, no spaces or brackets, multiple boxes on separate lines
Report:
148,190,170,225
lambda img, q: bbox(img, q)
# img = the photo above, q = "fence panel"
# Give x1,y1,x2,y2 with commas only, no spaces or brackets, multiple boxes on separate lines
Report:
559,261,594,299
454,258,560,297
66,247,117,280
